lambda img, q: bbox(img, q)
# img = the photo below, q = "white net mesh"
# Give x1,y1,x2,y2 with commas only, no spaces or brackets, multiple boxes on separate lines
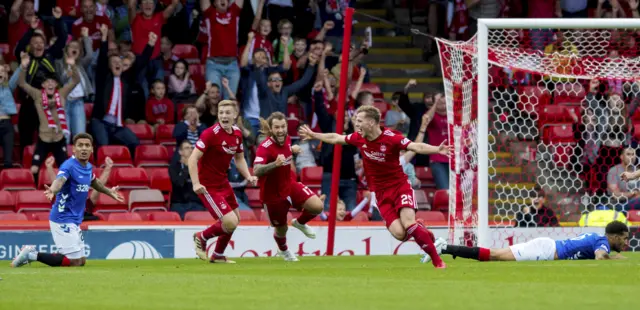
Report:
438,28,640,249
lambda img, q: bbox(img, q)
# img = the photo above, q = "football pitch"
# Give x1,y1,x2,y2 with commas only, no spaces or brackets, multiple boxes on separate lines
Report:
1,254,639,310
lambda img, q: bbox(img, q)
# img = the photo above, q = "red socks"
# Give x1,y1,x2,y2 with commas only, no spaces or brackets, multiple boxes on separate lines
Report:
407,223,443,266
274,234,288,251
214,232,233,255
296,210,317,225
478,247,491,261
202,221,226,240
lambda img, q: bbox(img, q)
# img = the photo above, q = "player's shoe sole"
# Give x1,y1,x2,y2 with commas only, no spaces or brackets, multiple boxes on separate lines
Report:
210,255,236,264
420,237,447,264
10,245,35,268
278,250,299,262
193,233,208,261
291,219,316,239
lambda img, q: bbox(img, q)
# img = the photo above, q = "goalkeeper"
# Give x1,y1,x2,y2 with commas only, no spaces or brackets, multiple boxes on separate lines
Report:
422,221,628,263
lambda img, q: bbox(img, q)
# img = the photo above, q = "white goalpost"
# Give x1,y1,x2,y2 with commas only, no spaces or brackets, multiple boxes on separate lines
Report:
439,18,640,248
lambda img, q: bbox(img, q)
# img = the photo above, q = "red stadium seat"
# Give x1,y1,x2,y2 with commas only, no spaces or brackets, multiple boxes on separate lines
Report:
287,119,300,138
432,190,449,213
239,209,259,221
351,212,369,222
97,146,133,167
300,167,323,188
245,188,262,208
172,44,199,60
372,99,389,118
135,145,169,167
537,105,575,128
148,211,182,221
416,210,446,223
27,211,51,221
112,168,150,189
189,64,205,93
422,188,437,204
542,124,575,144
84,103,93,121
107,212,143,221
15,190,51,213
627,210,640,222
184,211,213,221
0,213,28,221
415,166,435,187
357,83,382,96
129,189,167,212
93,193,128,213
165,145,176,160
0,191,16,212
21,145,35,168
554,83,585,105
414,190,430,210
127,124,155,144
155,124,176,145
149,168,172,201
38,168,57,190
0,169,36,191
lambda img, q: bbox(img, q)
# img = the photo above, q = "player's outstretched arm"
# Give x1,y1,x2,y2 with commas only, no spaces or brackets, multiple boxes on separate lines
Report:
234,153,257,185
407,140,453,156
90,178,124,202
594,250,612,260
298,125,347,145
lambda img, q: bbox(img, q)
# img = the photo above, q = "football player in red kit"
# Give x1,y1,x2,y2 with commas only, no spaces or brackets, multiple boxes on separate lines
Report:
253,112,324,261
189,100,258,263
299,105,452,268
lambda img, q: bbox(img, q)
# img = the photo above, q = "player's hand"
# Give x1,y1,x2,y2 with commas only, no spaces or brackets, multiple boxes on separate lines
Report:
45,156,55,168
298,125,315,141
438,140,453,157
246,175,258,186
109,186,125,203
43,185,55,201
52,7,63,19
193,183,206,195
291,145,302,155
275,154,286,167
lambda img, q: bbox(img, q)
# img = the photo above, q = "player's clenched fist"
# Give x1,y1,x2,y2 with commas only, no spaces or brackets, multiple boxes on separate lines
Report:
193,183,207,195
246,176,258,186
275,154,286,167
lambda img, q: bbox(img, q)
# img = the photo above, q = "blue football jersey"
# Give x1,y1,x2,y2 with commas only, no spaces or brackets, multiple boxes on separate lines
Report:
49,157,94,225
555,233,610,260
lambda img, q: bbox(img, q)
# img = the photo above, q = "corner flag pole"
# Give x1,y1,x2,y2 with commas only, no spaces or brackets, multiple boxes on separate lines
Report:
326,7,354,256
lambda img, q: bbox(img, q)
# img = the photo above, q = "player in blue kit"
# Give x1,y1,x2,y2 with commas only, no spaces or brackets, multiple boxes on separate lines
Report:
422,221,629,263
10,133,124,268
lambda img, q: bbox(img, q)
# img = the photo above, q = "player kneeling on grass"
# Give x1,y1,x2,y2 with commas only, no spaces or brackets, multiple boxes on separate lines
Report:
299,105,451,268
253,112,323,262
423,220,628,263
11,133,124,268
190,100,258,263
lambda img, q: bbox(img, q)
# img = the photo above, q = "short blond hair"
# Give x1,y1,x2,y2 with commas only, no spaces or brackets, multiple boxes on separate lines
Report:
355,105,381,124
217,100,238,111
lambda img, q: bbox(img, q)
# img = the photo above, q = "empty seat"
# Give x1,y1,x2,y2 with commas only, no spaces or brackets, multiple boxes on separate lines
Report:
112,168,150,189
416,210,446,223
172,44,199,59
129,189,167,212
148,211,182,221
0,213,28,221
432,190,449,213
38,168,58,190
127,124,155,144
21,145,35,168
93,193,128,213
97,146,133,167
107,212,143,221
15,190,51,212
414,190,430,210
0,169,36,191
300,166,323,188
155,124,175,145
351,212,369,222
184,210,213,221
238,209,259,221
415,166,435,187
28,211,51,221
542,124,576,144
0,191,15,212
149,168,172,201
245,188,262,208
537,105,575,127
135,145,170,167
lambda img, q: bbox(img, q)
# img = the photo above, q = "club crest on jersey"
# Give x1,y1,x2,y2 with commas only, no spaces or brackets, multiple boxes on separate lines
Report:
380,144,387,152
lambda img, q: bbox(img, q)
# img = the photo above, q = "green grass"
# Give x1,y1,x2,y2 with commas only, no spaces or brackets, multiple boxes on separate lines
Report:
2,254,639,310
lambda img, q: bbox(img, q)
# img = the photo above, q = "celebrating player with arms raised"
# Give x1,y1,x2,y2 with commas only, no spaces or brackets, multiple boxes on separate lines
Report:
433,221,629,262
11,133,124,268
253,112,324,262
191,100,258,264
299,105,452,268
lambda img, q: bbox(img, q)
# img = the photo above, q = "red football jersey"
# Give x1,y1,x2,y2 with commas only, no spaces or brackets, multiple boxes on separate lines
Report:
254,136,295,203
195,123,244,188
131,12,166,59
345,127,411,191
202,3,241,58
72,15,113,50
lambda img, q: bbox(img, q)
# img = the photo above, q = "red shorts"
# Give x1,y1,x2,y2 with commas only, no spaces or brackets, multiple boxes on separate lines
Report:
372,181,416,227
263,182,316,227
198,184,239,220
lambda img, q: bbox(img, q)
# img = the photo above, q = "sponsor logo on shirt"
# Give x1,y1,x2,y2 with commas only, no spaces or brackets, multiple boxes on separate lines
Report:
363,150,385,162
222,144,238,155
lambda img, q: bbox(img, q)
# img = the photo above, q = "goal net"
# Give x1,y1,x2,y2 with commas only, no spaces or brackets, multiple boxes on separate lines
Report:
438,19,640,248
